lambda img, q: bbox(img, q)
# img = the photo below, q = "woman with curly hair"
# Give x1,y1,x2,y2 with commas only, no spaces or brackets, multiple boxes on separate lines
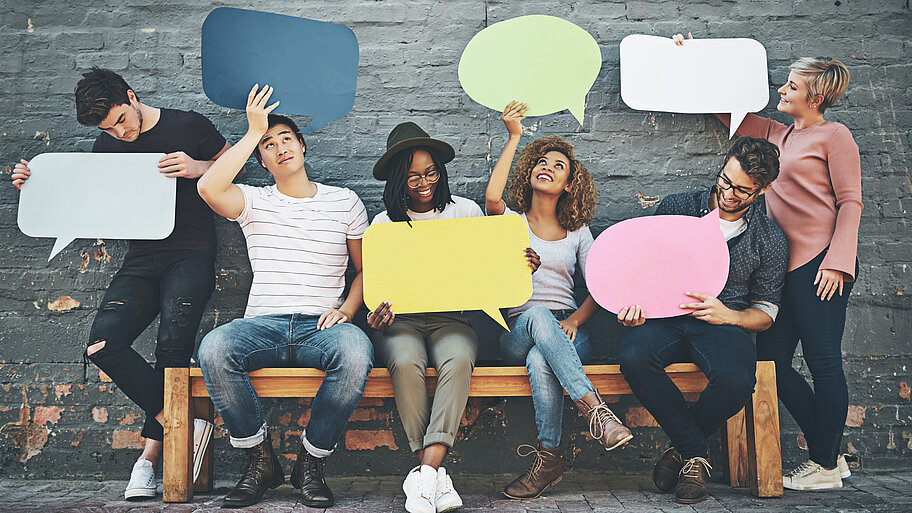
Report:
486,101,632,500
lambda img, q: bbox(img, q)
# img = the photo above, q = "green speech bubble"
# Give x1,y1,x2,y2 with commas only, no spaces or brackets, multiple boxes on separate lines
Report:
458,15,601,125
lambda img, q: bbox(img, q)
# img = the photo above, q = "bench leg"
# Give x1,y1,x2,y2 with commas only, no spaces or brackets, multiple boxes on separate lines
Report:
746,361,783,497
163,367,193,502
722,407,749,487
193,397,215,493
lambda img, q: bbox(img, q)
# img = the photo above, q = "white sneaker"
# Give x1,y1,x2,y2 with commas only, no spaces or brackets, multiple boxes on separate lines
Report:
124,458,156,500
435,467,462,513
403,465,437,513
837,454,851,479
783,460,842,490
192,418,214,483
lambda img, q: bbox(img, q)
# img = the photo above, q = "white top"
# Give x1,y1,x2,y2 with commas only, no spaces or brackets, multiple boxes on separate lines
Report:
232,183,369,318
504,207,594,319
719,217,747,241
371,195,483,224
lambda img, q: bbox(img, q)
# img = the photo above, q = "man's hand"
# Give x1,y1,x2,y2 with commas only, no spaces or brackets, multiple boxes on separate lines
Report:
814,269,845,301
617,305,645,327
559,318,579,342
672,32,694,46
524,247,541,273
158,151,210,179
11,159,30,190
317,308,350,330
246,84,280,136
681,291,737,325
367,301,396,331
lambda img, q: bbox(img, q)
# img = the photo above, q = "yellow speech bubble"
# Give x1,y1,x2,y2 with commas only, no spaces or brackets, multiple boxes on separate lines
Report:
363,215,533,330
458,15,602,125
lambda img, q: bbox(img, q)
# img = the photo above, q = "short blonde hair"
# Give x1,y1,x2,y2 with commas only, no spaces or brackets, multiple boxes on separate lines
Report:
789,58,850,113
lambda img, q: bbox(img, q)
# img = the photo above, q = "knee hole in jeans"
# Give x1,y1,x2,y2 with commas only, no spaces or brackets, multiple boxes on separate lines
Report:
87,340,106,357
170,297,195,328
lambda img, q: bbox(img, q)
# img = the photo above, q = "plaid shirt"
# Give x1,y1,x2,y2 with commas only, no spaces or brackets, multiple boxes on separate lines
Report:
656,187,789,319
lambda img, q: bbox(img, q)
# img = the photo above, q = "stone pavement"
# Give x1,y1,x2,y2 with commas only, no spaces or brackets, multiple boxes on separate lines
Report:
0,471,909,512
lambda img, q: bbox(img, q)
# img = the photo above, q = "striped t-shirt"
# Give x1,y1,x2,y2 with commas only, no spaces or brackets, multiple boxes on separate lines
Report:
233,183,369,318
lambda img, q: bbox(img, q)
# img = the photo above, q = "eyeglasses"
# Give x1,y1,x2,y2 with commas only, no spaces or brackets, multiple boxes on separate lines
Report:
717,171,760,200
407,169,441,189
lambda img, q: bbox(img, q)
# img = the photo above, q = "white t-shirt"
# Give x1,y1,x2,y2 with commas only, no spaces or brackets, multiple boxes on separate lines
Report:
503,207,594,318
719,217,747,241
371,195,483,224
232,183,369,318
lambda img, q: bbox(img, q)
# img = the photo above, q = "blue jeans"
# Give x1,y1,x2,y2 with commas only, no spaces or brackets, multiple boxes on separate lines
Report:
619,316,757,460
500,306,594,449
198,314,373,454
756,250,857,468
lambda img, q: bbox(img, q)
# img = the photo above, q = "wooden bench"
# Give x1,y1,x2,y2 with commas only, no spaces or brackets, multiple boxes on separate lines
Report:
163,361,782,502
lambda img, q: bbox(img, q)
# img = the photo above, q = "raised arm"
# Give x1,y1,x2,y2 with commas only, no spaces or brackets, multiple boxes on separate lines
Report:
485,101,528,215
198,84,279,219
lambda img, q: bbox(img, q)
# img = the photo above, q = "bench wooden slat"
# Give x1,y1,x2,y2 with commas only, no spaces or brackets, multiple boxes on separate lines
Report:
187,363,709,398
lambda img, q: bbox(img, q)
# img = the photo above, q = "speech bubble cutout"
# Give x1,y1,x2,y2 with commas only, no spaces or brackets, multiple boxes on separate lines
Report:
458,15,601,125
202,7,359,133
620,34,769,138
17,153,174,261
363,215,532,330
585,209,730,318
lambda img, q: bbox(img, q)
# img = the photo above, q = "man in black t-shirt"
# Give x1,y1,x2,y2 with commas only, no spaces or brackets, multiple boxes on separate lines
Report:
12,68,230,501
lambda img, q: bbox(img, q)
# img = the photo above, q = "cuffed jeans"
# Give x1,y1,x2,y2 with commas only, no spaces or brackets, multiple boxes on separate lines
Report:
756,249,857,468
619,316,757,460
87,250,215,441
198,314,373,454
500,306,594,449
374,312,477,452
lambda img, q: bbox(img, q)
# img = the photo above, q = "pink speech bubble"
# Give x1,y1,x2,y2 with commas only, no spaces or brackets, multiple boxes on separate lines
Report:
585,209,730,318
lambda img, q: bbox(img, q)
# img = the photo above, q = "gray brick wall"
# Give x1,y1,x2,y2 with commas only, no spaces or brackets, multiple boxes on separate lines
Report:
1,1,910,479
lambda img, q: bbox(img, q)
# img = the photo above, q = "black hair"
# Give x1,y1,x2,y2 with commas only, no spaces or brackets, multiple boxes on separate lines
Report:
724,136,781,189
253,114,306,166
74,67,134,126
382,146,453,222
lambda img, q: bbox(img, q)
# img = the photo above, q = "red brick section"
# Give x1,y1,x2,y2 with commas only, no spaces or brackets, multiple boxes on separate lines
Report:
111,430,144,450
345,430,398,451
625,407,660,428
900,381,910,401
845,406,866,427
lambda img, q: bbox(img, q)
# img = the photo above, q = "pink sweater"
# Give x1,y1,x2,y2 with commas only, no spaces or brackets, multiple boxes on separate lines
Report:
718,113,862,279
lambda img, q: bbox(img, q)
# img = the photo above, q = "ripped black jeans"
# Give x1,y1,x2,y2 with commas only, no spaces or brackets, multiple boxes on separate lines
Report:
87,250,215,441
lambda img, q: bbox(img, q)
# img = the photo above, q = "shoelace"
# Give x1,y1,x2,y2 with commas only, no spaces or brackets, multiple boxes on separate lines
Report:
588,403,622,440
305,454,325,481
516,444,546,480
680,457,712,479
785,460,818,478
437,472,455,495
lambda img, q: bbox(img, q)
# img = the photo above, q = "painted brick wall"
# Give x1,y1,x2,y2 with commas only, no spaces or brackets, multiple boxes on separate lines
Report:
1,1,910,478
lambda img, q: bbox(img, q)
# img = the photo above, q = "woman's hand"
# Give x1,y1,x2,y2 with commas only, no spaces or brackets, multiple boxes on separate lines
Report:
367,301,396,331
559,318,579,342
11,159,30,190
672,32,693,46
617,305,645,327
502,101,529,139
524,247,541,273
317,308,350,330
814,269,846,301
246,84,280,136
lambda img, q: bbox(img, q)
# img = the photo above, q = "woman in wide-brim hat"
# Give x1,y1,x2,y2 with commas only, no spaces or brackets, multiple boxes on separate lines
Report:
365,121,483,513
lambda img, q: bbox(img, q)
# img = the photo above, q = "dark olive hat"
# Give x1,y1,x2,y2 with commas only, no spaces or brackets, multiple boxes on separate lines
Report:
372,122,455,180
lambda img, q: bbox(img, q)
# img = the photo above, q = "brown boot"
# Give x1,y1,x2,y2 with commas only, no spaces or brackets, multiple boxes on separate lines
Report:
674,456,711,504
575,390,633,451
222,434,284,508
652,447,684,492
503,444,563,500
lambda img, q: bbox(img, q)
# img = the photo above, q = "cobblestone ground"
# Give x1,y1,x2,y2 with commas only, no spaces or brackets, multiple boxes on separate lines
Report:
0,471,909,512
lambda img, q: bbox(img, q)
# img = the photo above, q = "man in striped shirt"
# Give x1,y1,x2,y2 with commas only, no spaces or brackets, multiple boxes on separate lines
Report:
196,85,372,509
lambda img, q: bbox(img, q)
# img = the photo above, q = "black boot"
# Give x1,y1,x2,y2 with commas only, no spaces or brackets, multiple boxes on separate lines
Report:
291,444,334,508
222,436,284,508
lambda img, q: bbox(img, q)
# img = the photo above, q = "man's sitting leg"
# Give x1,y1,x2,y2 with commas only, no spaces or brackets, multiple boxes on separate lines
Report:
288,320,373,508
198,316,289,508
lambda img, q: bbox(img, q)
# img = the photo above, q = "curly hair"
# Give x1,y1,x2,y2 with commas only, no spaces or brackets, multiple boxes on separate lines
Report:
724,136,780,189
506,136,597,231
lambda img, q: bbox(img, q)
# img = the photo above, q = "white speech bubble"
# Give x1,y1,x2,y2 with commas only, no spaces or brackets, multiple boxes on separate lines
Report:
620,35,769,138
17,153,175,261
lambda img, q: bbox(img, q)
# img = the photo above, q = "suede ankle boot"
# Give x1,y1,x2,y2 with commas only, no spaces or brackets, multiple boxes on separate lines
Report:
221,436,284,508
503,444,563,500
291,444,334,508
574,390,633,451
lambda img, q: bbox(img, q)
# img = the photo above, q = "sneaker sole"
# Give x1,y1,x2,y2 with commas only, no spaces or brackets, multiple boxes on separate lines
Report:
502,475,562,500
192,420,214,483
840,470,851,479
783,481,843,491
603,434,634,451
436,500,463,513
124,488,156,501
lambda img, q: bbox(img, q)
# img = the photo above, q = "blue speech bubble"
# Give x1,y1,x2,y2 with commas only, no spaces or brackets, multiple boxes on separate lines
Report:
202,7,359,133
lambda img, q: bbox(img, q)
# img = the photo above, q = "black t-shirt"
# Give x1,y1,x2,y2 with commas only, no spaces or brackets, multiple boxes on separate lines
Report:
92,108,226,257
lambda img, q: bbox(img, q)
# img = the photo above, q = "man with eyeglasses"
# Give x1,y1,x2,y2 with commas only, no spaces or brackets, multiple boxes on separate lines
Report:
614,136,788,504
